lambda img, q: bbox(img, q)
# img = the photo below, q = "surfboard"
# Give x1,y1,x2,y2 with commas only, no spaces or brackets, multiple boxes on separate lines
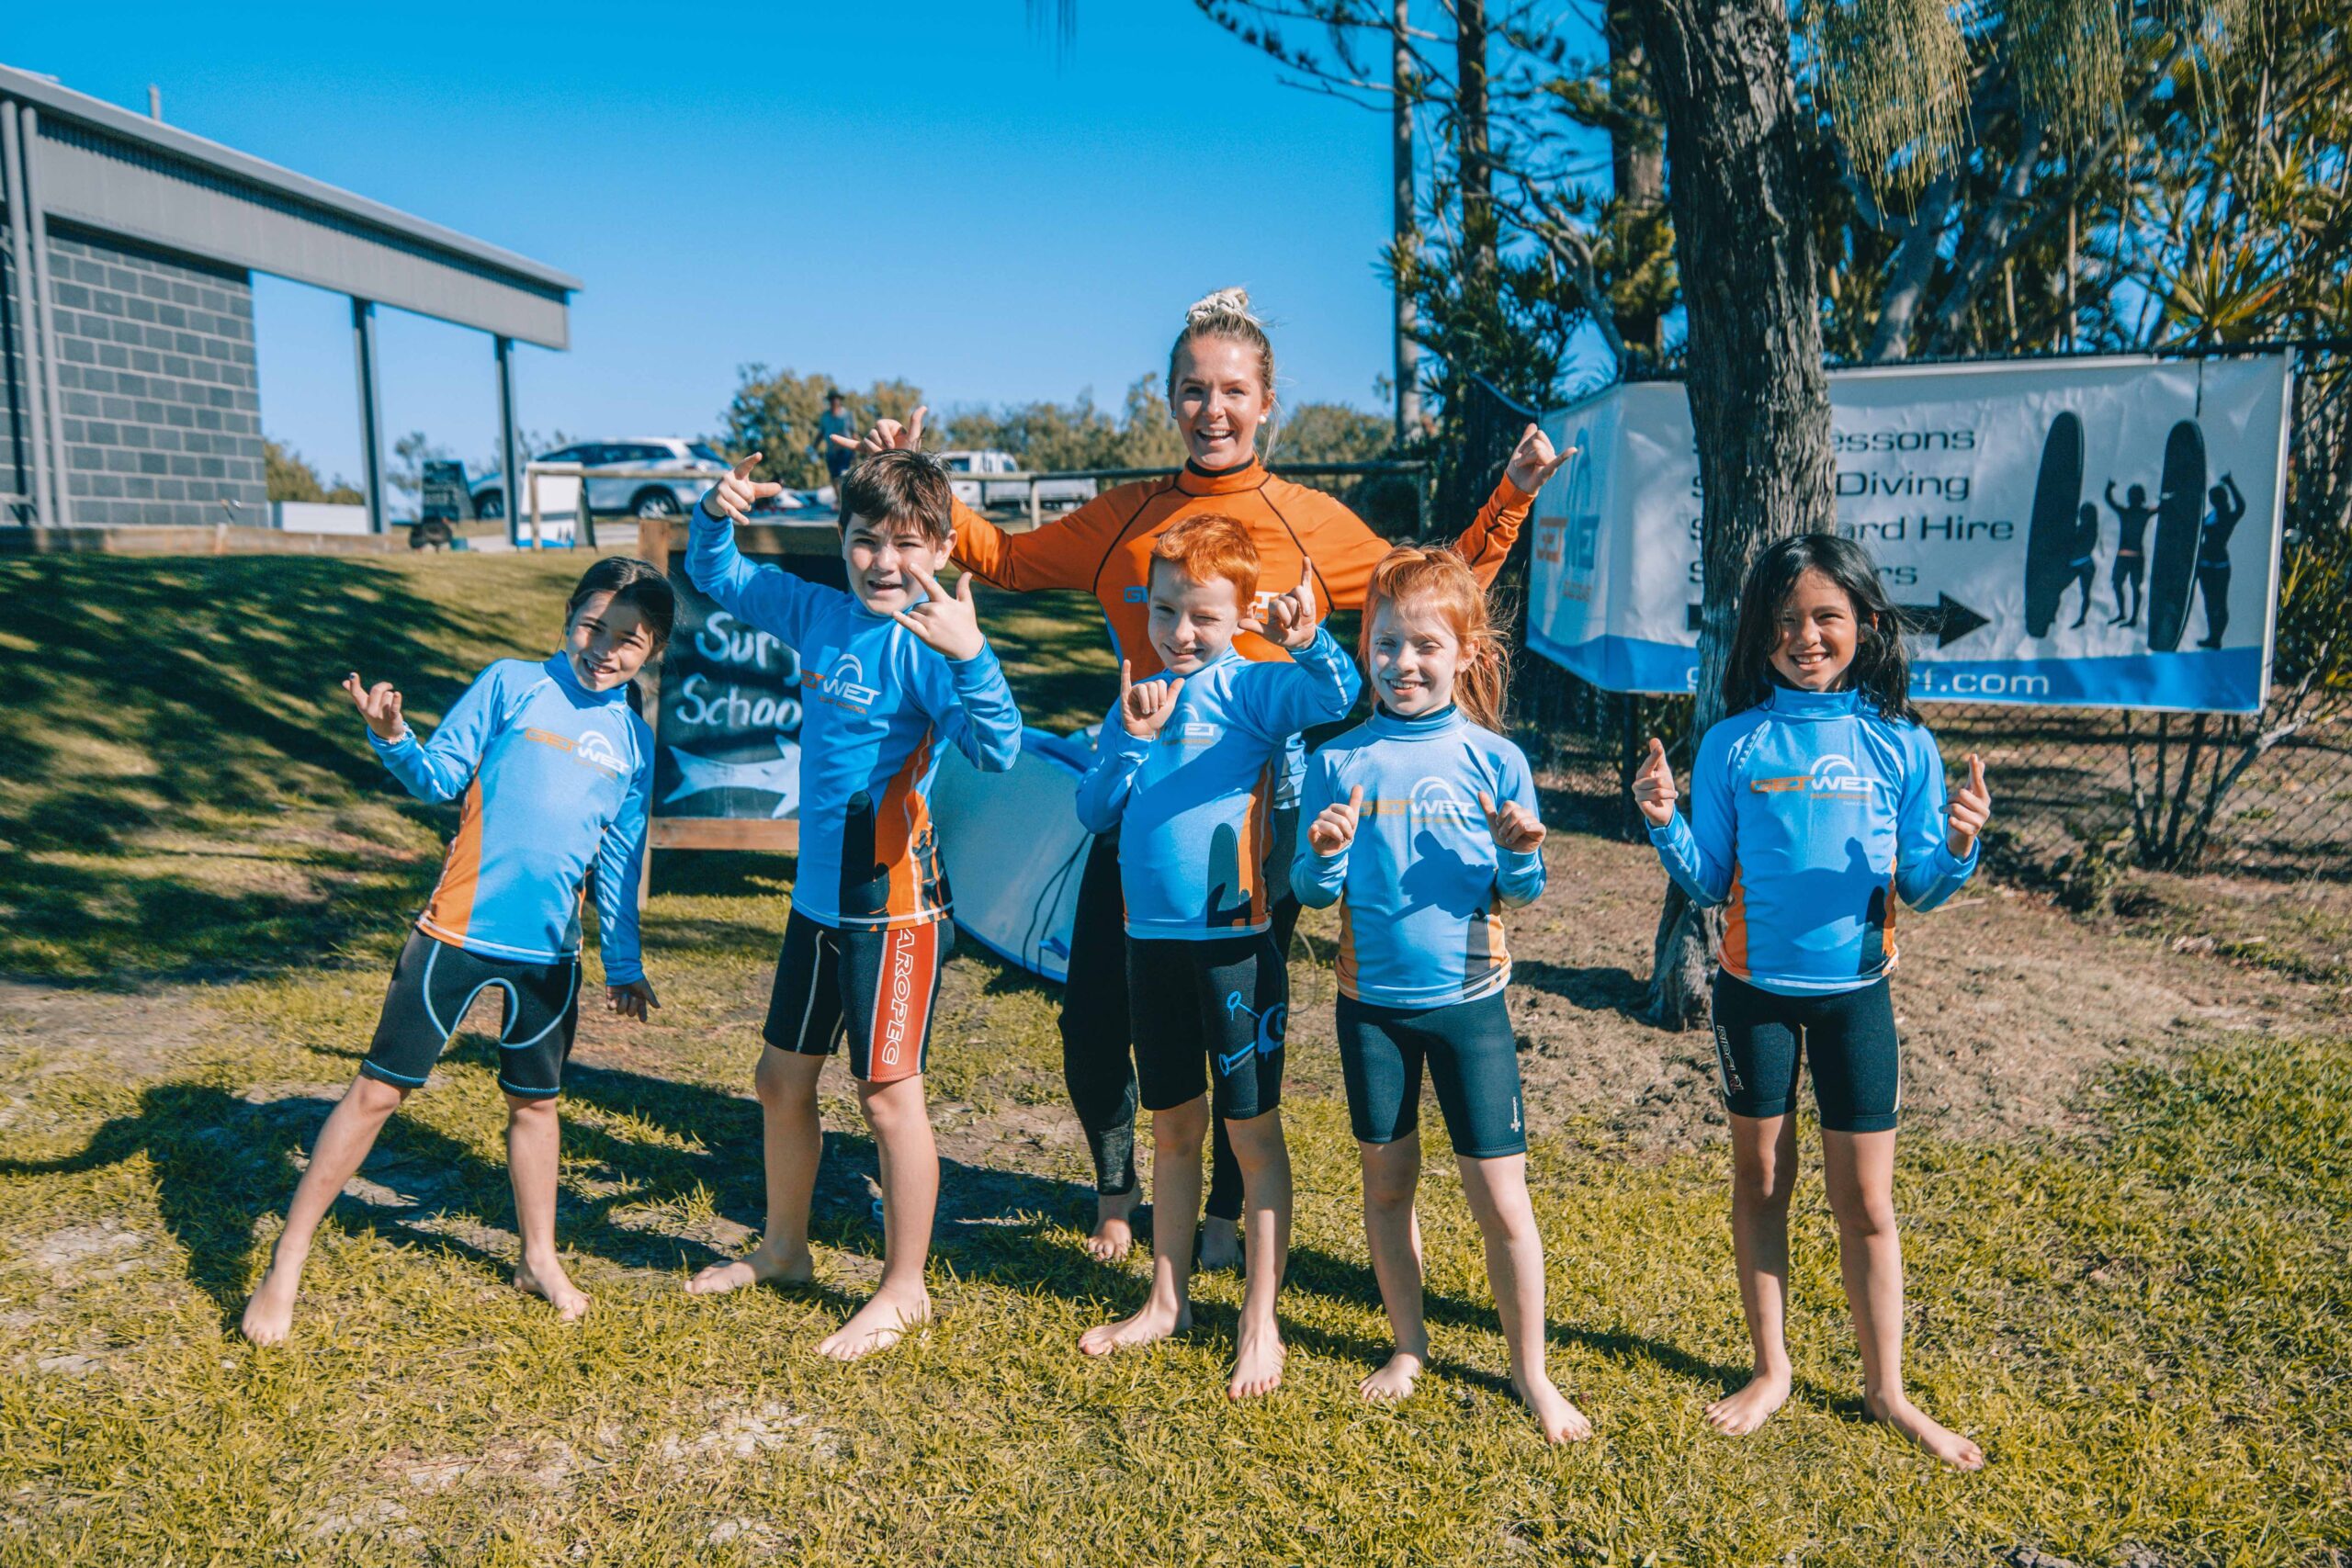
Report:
2022,411,2085,637
930,727,1096,985
2146,419,2207,653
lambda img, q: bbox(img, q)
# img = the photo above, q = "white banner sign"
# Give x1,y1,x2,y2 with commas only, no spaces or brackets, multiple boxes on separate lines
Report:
1527,353,2292,711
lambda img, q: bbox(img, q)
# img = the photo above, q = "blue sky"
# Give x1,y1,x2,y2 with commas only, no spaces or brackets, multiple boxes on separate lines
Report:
8,1,1470,486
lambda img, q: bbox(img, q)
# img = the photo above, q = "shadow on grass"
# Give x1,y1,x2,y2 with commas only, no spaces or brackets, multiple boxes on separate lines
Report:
1510,959,1651,1021
0,555,568,985
0,1043,1770,1404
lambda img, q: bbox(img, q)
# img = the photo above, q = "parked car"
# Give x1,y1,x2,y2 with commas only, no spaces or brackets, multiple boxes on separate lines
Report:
471,439,730,527
938,449,1098,513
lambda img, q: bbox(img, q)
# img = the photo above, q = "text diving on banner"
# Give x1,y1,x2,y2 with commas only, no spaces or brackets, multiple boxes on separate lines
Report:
1525,353,2293,712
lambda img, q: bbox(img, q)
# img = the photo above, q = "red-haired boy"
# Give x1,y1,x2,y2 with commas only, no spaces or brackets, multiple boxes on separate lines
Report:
1071,514,1361,1398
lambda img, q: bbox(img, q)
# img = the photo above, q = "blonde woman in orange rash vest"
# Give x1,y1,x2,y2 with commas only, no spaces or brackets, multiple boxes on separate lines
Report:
842,288,1572,1268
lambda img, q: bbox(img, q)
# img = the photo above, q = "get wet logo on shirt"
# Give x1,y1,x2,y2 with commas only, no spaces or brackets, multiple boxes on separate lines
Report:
805,653,881,714
1751,753,1881,801
524,726,628,780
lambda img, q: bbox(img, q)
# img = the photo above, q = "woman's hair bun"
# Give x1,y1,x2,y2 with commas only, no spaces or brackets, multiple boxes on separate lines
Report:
1186,288,1261,329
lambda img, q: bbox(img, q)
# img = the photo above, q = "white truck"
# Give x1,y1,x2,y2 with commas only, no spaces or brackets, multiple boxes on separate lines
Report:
939,449,1099,514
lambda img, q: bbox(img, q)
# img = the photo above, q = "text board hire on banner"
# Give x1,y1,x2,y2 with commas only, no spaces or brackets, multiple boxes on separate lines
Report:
1525,353,2293,712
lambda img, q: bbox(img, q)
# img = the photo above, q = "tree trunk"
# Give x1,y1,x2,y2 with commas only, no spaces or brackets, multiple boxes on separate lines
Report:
1862,169,1957,364
1393,0,1422,445
1456,0,1496,292
1635,0,1834,1030
1605,0,1668,362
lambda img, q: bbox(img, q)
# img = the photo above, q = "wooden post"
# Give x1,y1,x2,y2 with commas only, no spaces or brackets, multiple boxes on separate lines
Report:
528,468,543,550
1028,477,1042,531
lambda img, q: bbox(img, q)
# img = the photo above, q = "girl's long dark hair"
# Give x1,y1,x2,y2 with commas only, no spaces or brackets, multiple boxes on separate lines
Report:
1721,534,1919,724
566,557,676,646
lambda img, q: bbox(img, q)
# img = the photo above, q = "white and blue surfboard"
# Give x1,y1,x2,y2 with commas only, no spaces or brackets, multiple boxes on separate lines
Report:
929,727,1096,985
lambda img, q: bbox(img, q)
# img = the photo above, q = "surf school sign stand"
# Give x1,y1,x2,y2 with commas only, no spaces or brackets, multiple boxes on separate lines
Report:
1527,352,2294,712
632,516,847,901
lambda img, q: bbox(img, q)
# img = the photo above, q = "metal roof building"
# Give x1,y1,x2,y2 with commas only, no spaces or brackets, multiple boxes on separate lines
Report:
0,63,578,530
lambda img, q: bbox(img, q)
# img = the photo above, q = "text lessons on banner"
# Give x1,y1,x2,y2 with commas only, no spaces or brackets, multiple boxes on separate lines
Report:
1526,353,2293,712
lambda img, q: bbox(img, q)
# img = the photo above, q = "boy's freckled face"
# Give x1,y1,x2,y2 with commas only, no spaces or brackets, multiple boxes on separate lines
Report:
564,592,657,691
1770,568,1863,692
1146,563,1243,675
842,513,946,615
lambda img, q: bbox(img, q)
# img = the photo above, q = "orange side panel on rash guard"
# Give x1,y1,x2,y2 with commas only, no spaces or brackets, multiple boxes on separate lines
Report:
948,461,1532,680
421,779,487,944
1720,866,1751,979
1336,905,1359,995
874,737,940,925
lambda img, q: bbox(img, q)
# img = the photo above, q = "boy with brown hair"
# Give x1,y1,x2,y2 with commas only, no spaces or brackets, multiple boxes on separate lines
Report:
682,449,1022,1359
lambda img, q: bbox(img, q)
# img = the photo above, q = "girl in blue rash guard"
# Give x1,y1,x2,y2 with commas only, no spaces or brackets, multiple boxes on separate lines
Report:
1292,546,1591,1446
1632,533,1995,1471
242,558,671,1347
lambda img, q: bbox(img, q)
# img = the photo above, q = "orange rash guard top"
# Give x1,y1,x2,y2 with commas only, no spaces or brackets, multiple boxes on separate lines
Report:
947,457,1533,679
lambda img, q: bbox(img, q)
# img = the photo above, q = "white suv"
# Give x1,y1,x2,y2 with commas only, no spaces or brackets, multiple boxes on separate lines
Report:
472,438,729,526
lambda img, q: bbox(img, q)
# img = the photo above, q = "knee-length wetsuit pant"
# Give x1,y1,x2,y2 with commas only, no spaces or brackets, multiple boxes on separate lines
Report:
1061,825,1299,1222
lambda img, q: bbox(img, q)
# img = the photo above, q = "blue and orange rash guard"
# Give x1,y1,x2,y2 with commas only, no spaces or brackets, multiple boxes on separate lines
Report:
368,654,653,984
1648,685,1979,997
953,459,1531,808
685,505,1023,931
1074,627,1362,940
1291,705,1546,1009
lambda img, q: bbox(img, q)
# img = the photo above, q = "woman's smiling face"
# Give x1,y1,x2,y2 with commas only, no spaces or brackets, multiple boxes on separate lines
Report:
1170,335,1271,470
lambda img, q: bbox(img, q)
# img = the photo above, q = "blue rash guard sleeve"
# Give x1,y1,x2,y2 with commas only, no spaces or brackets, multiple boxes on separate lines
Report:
590,737,653,986
1893,725,1978,910
1648,724,1739,907
911,643,1023,774
1074,712,1151,835
1490,746,1548,909
368,661,511,804
1227,626,1362,741
684,497,825,650
1290,747,1350,909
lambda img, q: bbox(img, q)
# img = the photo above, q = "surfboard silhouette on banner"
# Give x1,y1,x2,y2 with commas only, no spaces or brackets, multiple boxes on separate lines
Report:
929,727,1093,984
2023,411,2086,637
2147,419,2208,653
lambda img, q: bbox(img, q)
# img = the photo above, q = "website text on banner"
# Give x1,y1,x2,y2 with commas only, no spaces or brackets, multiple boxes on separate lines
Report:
1526,353,2293,713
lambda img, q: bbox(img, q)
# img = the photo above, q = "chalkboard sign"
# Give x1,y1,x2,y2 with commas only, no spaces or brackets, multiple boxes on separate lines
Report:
633,516,845,879
421,460,474,525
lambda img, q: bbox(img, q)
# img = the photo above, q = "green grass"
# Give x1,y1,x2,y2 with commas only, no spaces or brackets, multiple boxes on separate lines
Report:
0,553,2346,1564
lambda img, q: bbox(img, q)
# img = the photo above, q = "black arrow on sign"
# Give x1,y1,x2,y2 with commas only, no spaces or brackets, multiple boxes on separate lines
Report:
1684,592,1991,649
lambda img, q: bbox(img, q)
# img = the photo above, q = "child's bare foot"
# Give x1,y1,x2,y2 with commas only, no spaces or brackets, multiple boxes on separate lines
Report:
1196,1215,1243,1271
1085,1190,1139,1262
1512,1370,1593,1444
240,1270,300,1346
1227,1318,1285,1400
815,1285,930,1360
1358,1348,1424,1404
514,1256,590,1321
685,1243,814,1296
1077,1296,1189,1357
1705,1371,1791,1436
1865,1390,1984,1471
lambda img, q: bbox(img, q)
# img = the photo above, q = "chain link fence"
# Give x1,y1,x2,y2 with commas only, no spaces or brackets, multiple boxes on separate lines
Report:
1444,356,2352,884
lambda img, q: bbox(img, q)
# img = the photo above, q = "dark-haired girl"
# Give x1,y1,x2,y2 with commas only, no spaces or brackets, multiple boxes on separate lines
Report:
1630,534,1993,1470
242,558,671,1345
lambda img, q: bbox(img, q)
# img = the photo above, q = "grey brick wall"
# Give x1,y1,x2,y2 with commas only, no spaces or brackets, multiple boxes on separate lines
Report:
1,240,25,519
45,229,266,527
